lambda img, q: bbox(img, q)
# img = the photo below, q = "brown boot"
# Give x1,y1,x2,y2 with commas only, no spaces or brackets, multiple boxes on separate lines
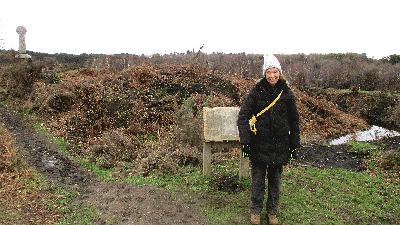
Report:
251,214,261,225
267,213,278,225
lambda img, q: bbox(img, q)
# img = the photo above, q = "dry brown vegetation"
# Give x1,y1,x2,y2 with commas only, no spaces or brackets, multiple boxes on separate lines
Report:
1,52,399,178
1,61,377,177
0,123,60,224
1,54,399,224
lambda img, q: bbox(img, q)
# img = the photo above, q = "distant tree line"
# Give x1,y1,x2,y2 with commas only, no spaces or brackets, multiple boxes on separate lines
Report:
1,50,399,92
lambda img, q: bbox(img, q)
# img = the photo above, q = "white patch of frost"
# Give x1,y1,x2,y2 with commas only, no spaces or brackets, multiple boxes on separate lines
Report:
329,125,400,145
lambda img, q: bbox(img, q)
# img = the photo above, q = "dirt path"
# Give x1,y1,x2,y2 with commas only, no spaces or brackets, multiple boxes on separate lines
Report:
0,105,209,225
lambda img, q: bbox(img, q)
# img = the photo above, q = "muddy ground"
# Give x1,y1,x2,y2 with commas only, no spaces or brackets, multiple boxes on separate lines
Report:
0,105,208,224
1,104,398,224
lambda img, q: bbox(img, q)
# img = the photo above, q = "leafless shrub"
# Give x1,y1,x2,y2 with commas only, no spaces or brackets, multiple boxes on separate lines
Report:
378,150,400,171
173,97,204,151
87,129,139,168
120,64,158,85
0,125,18,172
133,142,200,177
1,60,43,98
33,85,75,113
387,102,400,129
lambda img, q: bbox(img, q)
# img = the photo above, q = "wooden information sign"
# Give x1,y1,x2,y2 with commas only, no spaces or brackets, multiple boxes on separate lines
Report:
203,107,249,178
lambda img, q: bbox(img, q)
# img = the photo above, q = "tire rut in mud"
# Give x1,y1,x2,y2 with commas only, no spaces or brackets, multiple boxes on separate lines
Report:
0,106,209,224
0,106,92,189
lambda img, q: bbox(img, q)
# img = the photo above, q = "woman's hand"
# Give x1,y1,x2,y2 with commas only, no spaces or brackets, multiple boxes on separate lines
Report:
242,144,251,157
290,149,297,161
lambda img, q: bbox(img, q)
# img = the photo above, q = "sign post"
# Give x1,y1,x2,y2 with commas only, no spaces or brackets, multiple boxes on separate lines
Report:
203,107,249,178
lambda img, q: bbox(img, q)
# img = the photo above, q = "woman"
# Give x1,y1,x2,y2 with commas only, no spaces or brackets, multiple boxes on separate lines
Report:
237,54,300,225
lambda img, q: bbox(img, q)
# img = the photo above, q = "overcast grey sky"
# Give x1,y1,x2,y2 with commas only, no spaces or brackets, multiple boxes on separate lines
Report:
1,0,398,58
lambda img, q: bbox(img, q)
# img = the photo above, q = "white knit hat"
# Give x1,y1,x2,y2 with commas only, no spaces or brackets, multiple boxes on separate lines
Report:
263,54,282,75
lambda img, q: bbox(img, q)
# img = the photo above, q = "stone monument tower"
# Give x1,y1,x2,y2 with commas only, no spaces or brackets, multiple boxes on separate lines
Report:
15,26,31,59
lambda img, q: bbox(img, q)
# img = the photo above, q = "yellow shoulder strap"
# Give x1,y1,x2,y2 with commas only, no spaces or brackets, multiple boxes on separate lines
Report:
249,90,283,135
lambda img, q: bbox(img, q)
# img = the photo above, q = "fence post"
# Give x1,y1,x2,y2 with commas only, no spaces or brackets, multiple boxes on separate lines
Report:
203,142,212,177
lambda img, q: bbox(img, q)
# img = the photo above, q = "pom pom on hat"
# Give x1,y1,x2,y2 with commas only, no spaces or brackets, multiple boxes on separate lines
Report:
263,54,282,76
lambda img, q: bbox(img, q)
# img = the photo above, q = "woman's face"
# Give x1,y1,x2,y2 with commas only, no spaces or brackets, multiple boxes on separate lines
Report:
265,68,280,87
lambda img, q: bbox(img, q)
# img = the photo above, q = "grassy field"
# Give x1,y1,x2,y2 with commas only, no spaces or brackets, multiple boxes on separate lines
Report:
125,161,400,224
79,142,400,224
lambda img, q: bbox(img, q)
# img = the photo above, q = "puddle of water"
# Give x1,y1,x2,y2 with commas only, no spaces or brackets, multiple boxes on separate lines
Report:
42,155,59,167
47,160,57,167
329,125,400,145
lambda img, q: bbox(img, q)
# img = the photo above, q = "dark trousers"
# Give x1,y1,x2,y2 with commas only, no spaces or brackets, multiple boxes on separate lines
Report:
250,163,283,215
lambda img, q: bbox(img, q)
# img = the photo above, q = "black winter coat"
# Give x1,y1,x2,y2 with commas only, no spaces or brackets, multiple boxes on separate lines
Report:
237,78,300,165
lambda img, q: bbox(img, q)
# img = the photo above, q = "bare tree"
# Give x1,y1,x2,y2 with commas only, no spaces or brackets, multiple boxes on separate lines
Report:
0,19,5,50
